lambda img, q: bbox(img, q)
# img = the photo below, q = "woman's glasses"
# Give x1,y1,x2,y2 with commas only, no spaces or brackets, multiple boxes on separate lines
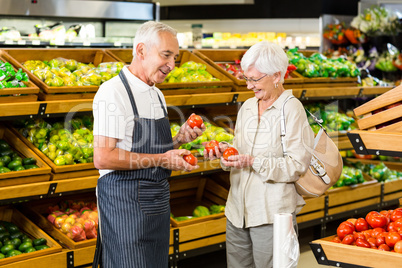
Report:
243,74,268,85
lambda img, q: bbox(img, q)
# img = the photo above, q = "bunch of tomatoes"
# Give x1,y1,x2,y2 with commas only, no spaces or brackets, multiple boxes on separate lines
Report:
183,114,238,166
332,208,402,253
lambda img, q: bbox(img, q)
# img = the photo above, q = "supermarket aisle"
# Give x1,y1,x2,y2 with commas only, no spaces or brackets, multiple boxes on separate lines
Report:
178,225,333,267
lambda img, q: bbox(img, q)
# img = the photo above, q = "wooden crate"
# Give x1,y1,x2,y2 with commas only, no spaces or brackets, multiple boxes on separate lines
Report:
345,158,402,202
11,127,97,179
0,126,51,187
193,49,304,91
297,195,325,224
0,206,62,266
326,174,381,215
169,176,227,227
311,235,402,268
0,48,121,100
354,84,402,132
293,50,359,87
0,56,39,103
21,193,97,249
107,49,234,94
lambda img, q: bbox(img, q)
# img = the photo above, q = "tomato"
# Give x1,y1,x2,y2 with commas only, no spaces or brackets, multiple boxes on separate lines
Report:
187,114,203,129
355,238,371,248
367,237,377,247
387,221,396,232
353,231,365,241
366,211,388,228
222,147,239,161
376,233,386,247
395,219,402,232
371,227,385,238
337,222,355,240
391,208,402,222
183,154,198,166
355,218,369,232
378,244,390,251
342,220,355,230
331,236,341,243
205,140,219,155
386,231,401,248
341,234,354,245
362,229,373,240
394,240,402,253
346,218,357,226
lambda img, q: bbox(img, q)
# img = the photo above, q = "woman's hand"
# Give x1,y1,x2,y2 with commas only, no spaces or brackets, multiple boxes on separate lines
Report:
221,154,254,169
203,141,230,161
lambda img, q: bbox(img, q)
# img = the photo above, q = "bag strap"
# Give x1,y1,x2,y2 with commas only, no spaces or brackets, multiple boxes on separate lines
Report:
280,95,295,156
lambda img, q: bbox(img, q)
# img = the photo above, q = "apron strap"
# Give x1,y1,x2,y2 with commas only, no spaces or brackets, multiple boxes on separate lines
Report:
119,71,139,117
119,70,168,118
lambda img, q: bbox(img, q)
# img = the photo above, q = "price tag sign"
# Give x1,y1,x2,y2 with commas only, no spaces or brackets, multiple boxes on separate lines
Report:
32,40,41,45
5,40,13,45
55,40,65,46
83,41,91,46
17,40,26,45
114,41,122,47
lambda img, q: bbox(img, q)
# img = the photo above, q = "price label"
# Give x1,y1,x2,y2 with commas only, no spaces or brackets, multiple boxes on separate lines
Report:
83,41,91,46
55,40,65,46
17,40,26,45
32,40,41,45
114,41,122,47
5,40,13,45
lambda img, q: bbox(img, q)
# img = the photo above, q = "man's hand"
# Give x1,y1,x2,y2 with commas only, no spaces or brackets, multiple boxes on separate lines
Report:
173,114,206,148
221,154,254,169
161,149,199,172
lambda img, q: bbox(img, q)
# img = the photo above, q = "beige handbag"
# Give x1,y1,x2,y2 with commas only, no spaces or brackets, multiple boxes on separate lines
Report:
281,96,343,197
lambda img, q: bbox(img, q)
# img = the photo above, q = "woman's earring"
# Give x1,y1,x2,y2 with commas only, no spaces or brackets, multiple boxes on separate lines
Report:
274,83,278,88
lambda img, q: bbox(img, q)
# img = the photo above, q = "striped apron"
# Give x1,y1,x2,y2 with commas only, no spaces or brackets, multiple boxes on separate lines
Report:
93,71,173,268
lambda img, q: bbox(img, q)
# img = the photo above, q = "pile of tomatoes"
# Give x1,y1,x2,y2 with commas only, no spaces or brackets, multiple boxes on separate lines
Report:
332,208,402,253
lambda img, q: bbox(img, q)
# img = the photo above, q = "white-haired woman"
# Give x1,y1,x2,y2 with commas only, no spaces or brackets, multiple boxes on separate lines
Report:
205,41,314,267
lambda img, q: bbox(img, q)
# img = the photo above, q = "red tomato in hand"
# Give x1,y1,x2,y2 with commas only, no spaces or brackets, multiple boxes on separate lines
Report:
223,147,239,161
187,114,203,129
386,231,401,248
205,140,219,155
366,211,388,228
337,222,355,240
355,218,369,232
183,154,198,166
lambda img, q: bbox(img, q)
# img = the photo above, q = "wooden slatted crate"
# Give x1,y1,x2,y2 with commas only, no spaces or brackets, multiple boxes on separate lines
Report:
0,206,62,266
0,48,122,101
20,193,97,249
310,235,402,268
106,49,234,95
348,84,402,156
10,127,97,180
292,50,359,88
169,176,227,227
193,49,304,91
0,56,40,103
296,196,325,224
0,126,51,187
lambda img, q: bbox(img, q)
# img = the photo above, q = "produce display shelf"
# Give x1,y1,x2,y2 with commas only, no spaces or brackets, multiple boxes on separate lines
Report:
348,129,402,157
310,235,402,268
0,176,98,203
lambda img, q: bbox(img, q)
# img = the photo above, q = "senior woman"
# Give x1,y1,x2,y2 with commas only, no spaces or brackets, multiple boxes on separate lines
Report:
205,41,314,268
